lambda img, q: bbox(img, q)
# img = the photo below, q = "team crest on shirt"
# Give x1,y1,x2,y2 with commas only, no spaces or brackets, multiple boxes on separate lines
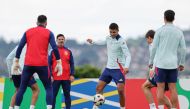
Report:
64,51,69,56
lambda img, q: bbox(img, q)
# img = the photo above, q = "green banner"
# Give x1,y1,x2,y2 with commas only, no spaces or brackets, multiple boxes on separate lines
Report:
3,78,62,109
177,79,190,109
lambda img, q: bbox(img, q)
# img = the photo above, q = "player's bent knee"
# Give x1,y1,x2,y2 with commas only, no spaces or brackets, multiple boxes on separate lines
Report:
170,87,177,92
141,83,146,90
31,84,40,94
169,84,177,90
15,88,19,92
141,84,149,93
117,87,124,95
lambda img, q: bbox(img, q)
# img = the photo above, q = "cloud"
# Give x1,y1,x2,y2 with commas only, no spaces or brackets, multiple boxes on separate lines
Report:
0,0,189,42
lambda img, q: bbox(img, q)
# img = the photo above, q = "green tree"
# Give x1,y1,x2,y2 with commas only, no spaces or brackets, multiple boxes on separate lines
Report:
74,64,101,78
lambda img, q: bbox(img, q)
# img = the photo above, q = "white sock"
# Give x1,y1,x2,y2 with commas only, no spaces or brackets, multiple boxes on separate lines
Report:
9,106,14,109
14,106,20,109
120,107,125,109
149,103,157,109
92,105,99,109
47,105,52,109
158,105,164,109
30,105,35,109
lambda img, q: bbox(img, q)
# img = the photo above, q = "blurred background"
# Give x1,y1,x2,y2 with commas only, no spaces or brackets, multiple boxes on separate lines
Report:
0,0,190,78
1,31,190,78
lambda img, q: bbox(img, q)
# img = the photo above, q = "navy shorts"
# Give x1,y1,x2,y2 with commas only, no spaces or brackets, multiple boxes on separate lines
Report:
12,75,36,88
148,75,169,91
155,67,178,83
99,68,125,84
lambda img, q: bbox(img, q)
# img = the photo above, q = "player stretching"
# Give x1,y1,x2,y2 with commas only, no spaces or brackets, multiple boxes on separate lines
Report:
87,23,131,109
141,30,171,109
12,15,62,109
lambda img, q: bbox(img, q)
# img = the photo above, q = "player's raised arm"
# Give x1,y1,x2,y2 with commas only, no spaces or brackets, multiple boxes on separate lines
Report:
86,37,107,45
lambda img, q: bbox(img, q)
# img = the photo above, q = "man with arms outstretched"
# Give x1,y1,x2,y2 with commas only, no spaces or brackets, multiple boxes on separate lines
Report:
87,23,131,109
12,15,62,109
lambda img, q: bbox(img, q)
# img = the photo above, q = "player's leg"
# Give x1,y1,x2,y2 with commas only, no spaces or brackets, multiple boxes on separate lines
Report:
9,90,17,109
28,77,39,109
117,83,125,109
168,83,178,108
167,69,178,108
15,66,35,108
111,69,125,109
141,79,156,109
163,95,172,109
9,75,21,109
52,80,61,109
155,67,167,109
93,68,111,109
96,68,111,94
157,83,165,109
36,66,53,109
93,80,107,109
96,80,107,94
162,83,172,108
62,80,71,109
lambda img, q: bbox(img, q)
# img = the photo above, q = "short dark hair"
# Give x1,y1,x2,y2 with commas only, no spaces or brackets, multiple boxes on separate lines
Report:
109,23,119,30
164,10,175,22
37,15,47,23
57,34,65,39
145,30,155,39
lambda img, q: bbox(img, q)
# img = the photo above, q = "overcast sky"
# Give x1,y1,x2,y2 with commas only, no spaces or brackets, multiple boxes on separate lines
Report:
0,0,190,43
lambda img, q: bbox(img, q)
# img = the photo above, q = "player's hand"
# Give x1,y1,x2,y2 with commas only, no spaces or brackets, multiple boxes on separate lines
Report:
149,64,153,69
55,59,63,76
86,39,93,44
178,65,184,71
70,75,75,82
149,68,155,79
123,68,129,75
11,58,21,75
